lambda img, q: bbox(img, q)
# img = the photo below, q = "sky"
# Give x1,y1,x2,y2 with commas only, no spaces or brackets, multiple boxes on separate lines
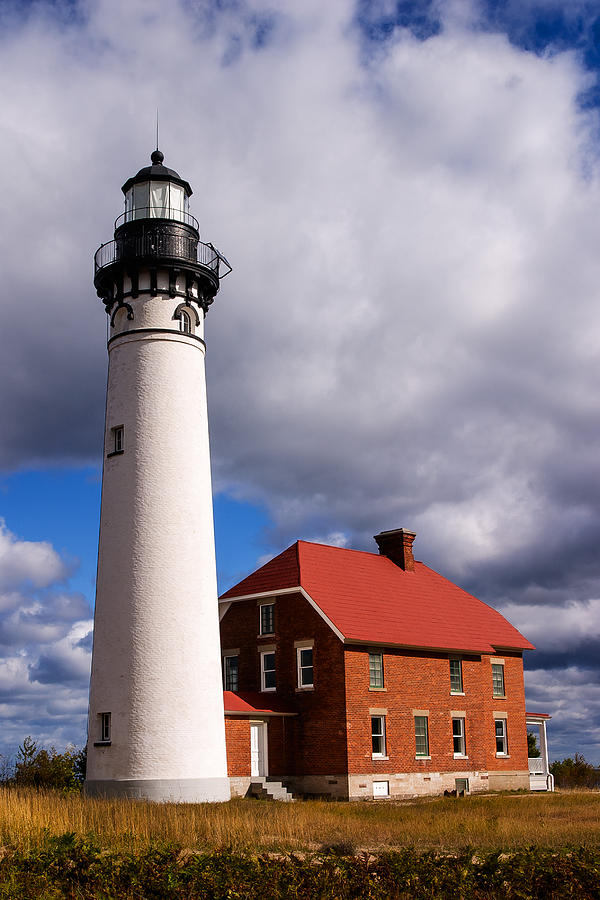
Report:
0,0,599,765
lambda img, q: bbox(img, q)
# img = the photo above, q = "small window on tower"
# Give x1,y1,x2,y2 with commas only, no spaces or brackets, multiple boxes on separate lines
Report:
108,426,124,456
179,309,193,334
94,712,111,746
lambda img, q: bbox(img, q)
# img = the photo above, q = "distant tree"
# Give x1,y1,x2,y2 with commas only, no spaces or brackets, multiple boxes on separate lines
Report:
13,737,84,792
550,754,599,789
527,731,541,758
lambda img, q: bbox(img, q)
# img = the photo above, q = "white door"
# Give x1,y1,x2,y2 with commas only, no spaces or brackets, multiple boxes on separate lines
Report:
250,722,267,777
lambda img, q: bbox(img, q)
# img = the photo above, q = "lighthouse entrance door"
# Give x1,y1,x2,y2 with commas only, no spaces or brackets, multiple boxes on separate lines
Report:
250,722,268,777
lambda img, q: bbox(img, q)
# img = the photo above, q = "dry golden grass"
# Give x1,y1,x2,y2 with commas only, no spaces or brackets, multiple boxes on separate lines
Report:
0,787,598,853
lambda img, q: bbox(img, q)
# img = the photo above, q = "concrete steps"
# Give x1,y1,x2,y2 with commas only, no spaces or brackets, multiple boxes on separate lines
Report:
248,777,295,802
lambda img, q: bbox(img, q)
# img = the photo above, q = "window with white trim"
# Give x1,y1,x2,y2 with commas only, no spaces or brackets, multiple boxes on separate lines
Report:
371,715,386,758
495,718,508,755
415,715,429,757
179,309,193,334
452,717,466,756
259,602,275,636
492,663,505,697
449,659,463,693
261,651,276,691
100,712,111,743
297,645,314,688
369,652,384,688
223,655,238,692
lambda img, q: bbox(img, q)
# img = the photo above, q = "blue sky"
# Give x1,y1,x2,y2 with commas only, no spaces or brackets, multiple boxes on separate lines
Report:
1,0,600,764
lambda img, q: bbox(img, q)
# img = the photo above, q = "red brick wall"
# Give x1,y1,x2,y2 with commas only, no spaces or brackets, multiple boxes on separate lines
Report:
225,717,250,777
221,596,529,780
220,592,348,775
343,647,529,775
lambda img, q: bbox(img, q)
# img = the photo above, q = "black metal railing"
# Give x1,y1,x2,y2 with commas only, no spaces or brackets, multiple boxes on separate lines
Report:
114,207,200,231
94,236,231,279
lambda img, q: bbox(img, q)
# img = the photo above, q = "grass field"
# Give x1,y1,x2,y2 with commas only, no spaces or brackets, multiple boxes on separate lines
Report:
0,787,598,853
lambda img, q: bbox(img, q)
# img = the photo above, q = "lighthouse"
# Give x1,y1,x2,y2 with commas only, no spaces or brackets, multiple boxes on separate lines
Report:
86,149,231,802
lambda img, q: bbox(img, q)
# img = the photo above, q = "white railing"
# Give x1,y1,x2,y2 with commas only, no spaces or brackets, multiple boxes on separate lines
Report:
529,757,545,775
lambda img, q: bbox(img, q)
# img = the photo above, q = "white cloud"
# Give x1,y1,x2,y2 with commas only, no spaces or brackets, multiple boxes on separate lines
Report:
0,520,68,591
0,521,91,755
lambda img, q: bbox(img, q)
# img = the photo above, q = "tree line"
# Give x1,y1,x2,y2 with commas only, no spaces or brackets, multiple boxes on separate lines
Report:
0,735,598,791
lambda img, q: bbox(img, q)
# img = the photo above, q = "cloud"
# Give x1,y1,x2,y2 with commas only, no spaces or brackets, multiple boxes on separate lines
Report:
0,520,69,591
0,0,599,760
0,524,91,756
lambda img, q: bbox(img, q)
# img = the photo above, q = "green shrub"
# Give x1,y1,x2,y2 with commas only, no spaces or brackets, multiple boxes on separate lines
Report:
11,737,86,792
0,839,599,899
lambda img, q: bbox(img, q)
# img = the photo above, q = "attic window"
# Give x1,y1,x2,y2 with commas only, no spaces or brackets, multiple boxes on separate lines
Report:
259,602,275,636
369,653,384,689
223,654,238,692
450,659,463,694
492,663,505,697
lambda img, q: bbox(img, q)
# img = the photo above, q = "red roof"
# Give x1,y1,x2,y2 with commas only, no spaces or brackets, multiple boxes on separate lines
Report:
223,690,296,716
220,541,534,654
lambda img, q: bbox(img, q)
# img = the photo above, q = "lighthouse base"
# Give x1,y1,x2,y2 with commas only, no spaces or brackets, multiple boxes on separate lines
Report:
84,776,231,803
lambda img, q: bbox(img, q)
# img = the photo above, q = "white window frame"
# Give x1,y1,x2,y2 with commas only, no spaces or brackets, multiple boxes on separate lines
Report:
260,650,276,692
259,602,275,636
179,309,193,334
223,654,239,692
369,652,384,689
492,663,505,698
296,644,314,689
452,717,466,757
449,658,463,694
371,715,386,758
415,715,429,757
495,718,508,755
100,712,111,743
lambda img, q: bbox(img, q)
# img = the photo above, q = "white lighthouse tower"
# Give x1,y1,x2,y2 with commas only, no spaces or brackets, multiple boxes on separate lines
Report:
86,149,231,802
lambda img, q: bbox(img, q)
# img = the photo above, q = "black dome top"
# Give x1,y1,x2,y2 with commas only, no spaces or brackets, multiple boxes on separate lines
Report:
121,149,193,196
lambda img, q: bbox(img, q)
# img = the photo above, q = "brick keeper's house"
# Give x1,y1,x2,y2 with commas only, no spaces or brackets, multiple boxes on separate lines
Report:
219,528,552,800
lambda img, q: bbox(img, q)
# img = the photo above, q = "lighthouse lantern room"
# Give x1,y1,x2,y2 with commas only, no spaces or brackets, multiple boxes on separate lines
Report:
86,150,231,802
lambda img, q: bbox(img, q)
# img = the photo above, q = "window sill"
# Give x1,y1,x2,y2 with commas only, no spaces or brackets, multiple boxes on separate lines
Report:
261,687,276,693
369,686,387,692
496,753,510,758
493,695,506,700
257,634,276,640
296,686,314,692
453,754,468,759
106,450,124,458
415,755,431,760
450,691,465,696
372,756,389,761
93,741,111,747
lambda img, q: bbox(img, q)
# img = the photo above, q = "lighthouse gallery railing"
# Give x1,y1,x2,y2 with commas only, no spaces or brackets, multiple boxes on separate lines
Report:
94,236,231,280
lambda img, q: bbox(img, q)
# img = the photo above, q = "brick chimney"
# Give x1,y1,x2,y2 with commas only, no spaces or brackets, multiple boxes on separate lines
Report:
373,528,416,571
